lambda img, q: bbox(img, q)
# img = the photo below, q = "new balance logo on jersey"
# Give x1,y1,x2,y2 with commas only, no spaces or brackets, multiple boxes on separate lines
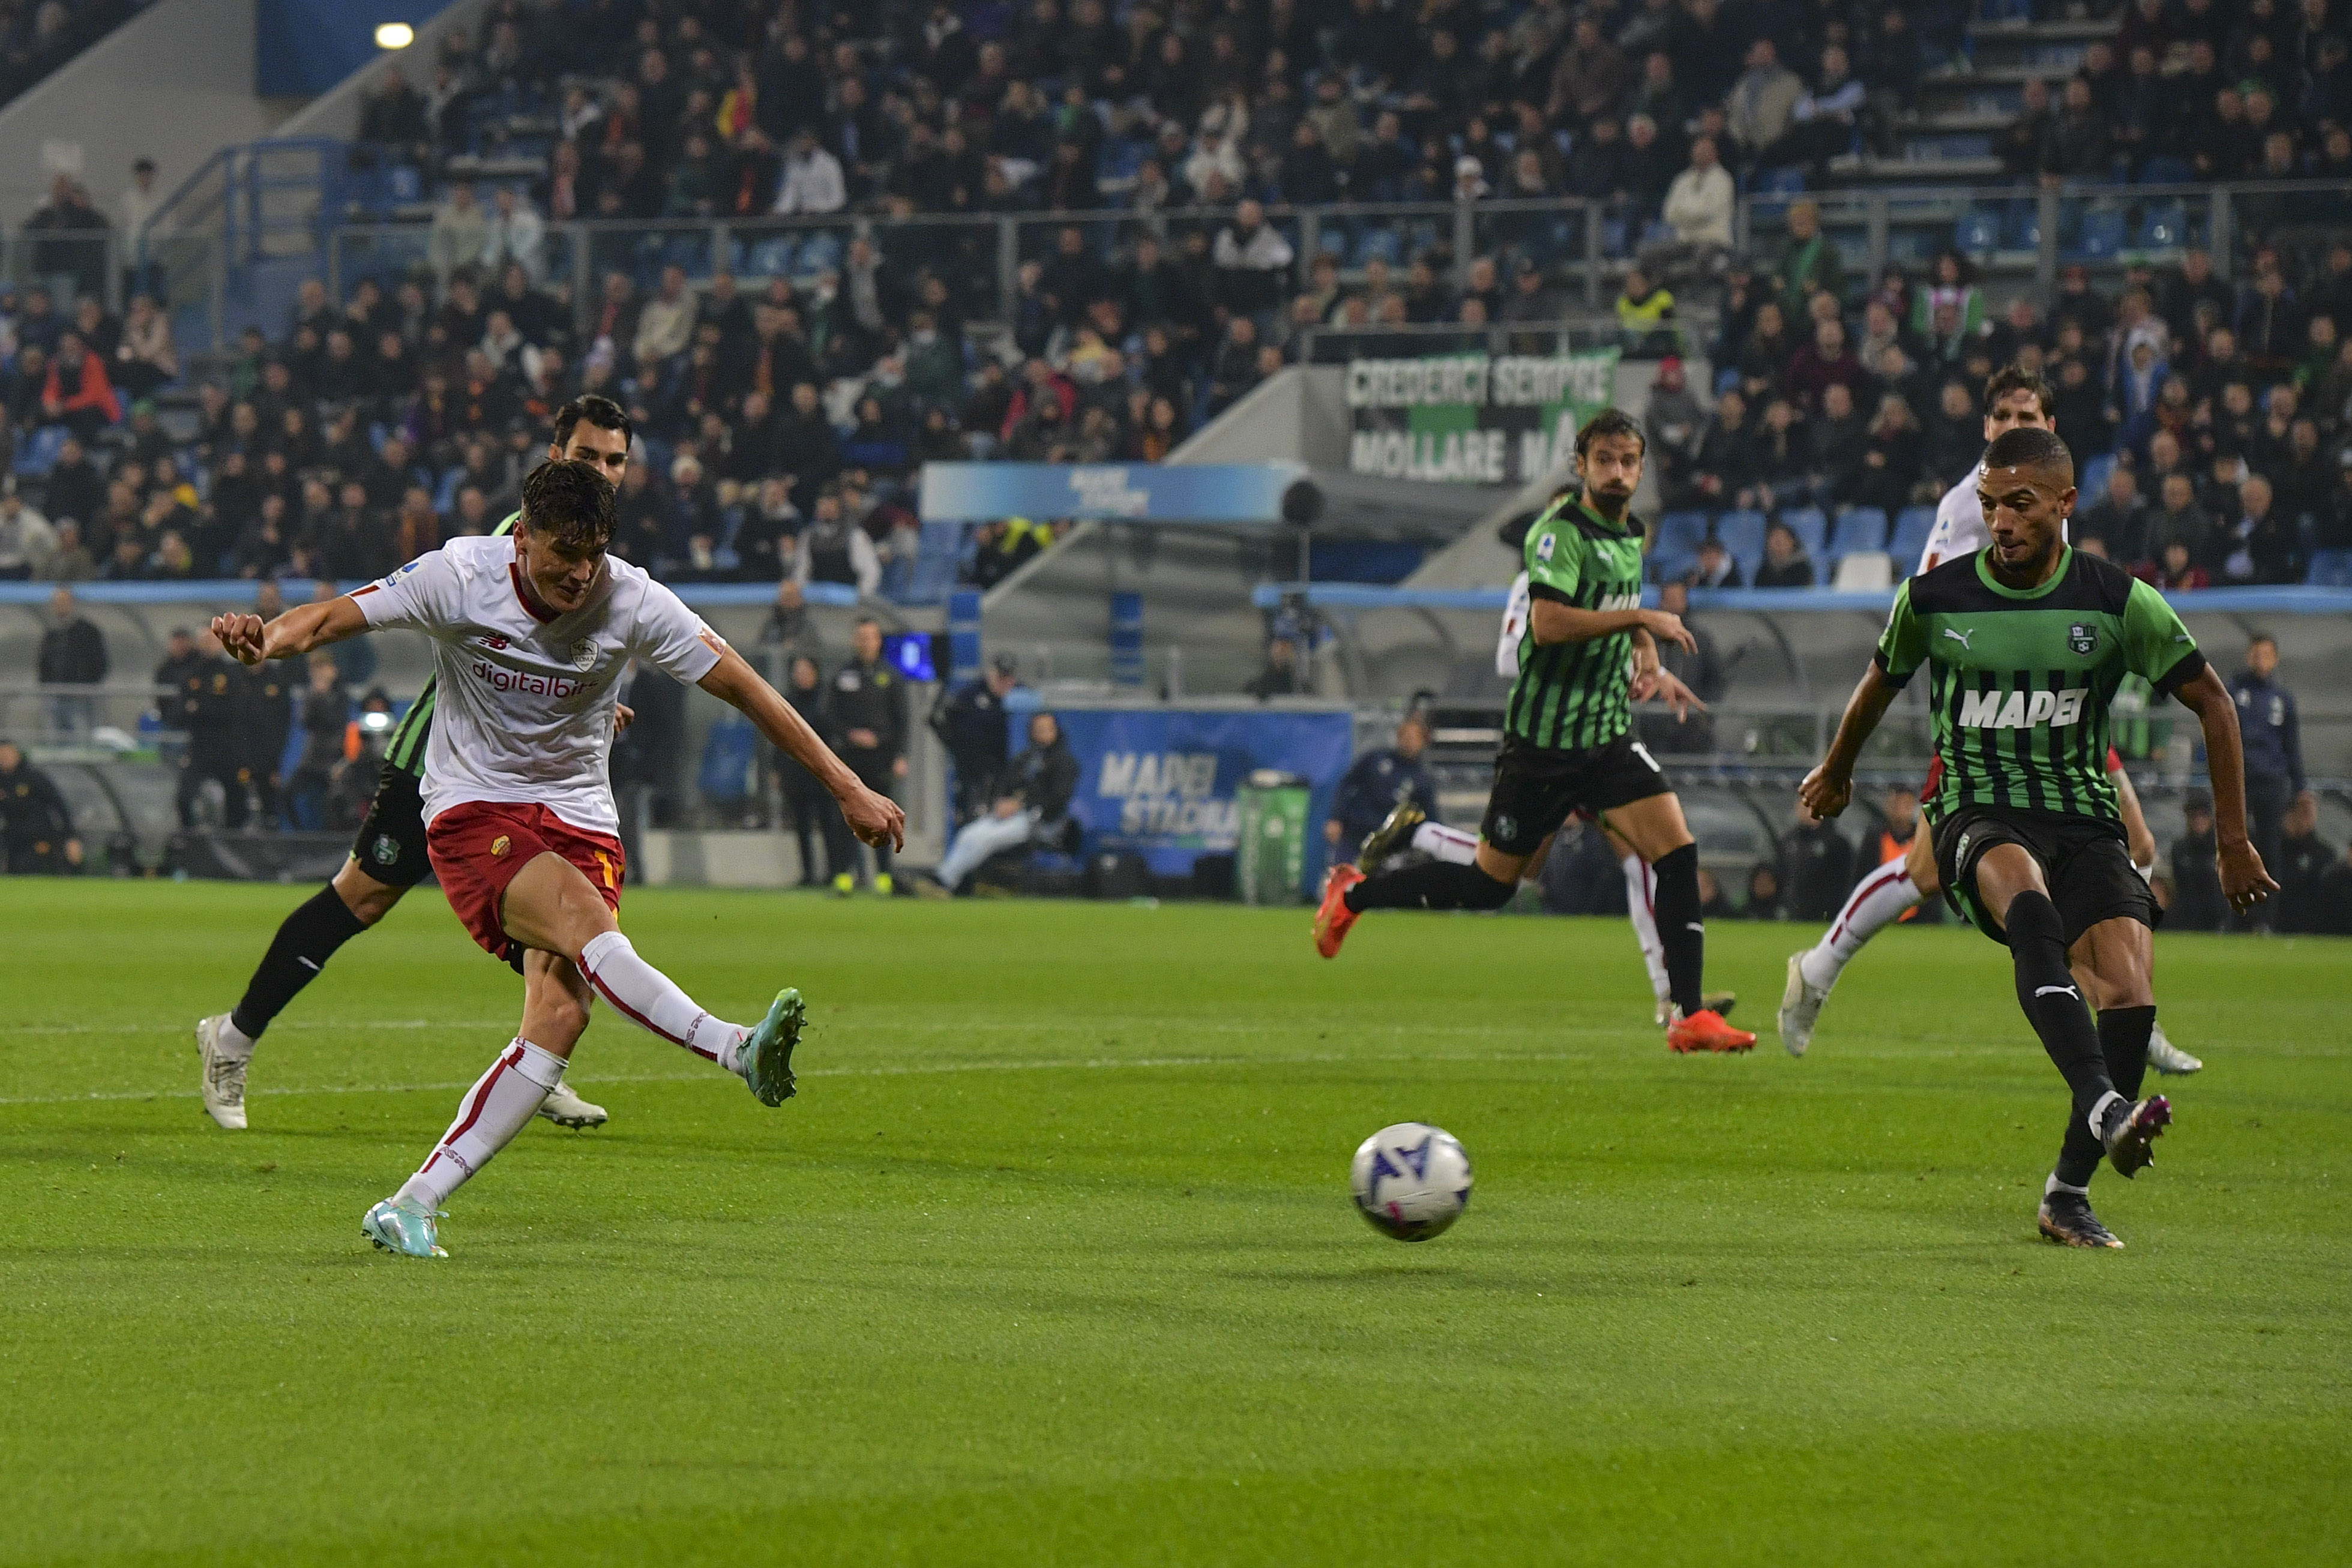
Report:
1958,686,2090,729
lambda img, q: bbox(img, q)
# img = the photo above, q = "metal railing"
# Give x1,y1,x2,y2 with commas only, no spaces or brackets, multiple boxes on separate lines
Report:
1736,178,2352,299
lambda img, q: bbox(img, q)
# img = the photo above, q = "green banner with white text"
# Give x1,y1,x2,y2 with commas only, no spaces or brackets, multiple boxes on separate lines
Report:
1344,349,1621,486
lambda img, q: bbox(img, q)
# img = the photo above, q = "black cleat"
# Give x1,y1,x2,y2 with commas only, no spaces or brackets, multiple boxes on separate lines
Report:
2101,1095,2171,1179
2038,1190,2123,1249
1356,801,1425,874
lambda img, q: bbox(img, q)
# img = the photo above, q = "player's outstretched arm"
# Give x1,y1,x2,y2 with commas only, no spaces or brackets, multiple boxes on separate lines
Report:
209,598,372,667
1799,663,1899,820
2171,663,2279,913
699,644,906,850
1529,598,1695,653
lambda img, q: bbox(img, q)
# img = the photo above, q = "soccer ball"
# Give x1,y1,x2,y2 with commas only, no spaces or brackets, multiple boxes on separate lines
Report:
1350,1123,1472,1242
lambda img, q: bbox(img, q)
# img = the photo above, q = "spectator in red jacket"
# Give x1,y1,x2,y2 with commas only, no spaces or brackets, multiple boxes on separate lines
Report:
41,333,121,440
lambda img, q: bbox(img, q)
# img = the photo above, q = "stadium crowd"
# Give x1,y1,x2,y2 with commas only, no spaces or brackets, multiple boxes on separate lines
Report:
0,1,2341,601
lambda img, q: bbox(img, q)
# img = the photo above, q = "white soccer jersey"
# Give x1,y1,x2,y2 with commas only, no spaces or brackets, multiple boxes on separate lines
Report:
1496,571,1532,677
353,534,726,834
1916,466,2068,575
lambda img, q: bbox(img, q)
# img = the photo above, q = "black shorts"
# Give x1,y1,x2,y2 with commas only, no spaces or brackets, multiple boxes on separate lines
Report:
1933,804,2161,946
1479,732,1671,857
350,762,433,889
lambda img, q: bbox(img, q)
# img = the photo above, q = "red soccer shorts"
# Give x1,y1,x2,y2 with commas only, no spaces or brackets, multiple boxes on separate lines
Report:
426,800,625,961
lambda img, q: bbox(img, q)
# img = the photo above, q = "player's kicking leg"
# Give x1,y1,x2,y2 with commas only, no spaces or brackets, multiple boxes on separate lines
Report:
364,843,799,1258
1778,829,1934,1057
1952,832,2169,1249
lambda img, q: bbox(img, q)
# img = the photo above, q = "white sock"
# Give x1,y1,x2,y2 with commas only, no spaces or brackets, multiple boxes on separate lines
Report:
396,1038,567,1209
577,930,750,1071
1411,821,1479,866
212,1017,256,1060
2087,1089,2126,1137
2044,1173,2090,1197
1622,852,1669,1005
1798,858,1923,991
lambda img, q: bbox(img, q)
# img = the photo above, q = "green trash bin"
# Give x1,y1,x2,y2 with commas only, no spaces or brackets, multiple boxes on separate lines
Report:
1235,769,1311,906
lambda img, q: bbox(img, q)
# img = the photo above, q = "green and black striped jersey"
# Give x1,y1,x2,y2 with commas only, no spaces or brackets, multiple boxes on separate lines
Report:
1506,494,1647,752
1876,546,2206,822
382,512,519,776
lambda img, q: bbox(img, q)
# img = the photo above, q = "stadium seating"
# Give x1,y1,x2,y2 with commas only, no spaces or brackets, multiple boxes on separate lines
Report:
1777,507,1828,563
1890,508,1938,566
1831,551,1895,590
1830,507,1890,560
1713,510,1768,583
2308,550,2352,588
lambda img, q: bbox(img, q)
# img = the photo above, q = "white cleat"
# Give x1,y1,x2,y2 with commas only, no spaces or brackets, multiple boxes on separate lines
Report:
2146,1025,2203,1076
537,1078,609,1129
194,1014,250,1130
1778,953,1827,1059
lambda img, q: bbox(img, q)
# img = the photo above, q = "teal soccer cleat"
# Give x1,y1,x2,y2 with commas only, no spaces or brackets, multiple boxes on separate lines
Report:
743,988,805,1107
362,1197,448,1258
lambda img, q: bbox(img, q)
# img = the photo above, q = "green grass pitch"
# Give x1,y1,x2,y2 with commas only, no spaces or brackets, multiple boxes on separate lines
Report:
2,880,2347,1566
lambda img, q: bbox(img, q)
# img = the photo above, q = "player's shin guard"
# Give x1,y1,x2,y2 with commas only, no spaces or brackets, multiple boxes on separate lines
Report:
1650,844,1706,1018
395,1038,567,1209
2099,1005,2156,1101
1798,856,1921,992
1622,852,1669,1006
1410,822,1481,866
1344,859,1515,912
577,930,749,1068
228,885,370,1044
2005,892,2122,1186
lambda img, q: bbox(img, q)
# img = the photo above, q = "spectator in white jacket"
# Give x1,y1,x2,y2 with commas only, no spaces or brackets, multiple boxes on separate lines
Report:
0,484,58,579
427,181,489,284
772,130,847,215
480,187,546,282
1662,137,1735,247
631,264,696,371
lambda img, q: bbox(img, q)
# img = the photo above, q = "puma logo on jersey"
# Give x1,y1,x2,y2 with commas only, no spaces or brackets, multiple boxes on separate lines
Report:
1959,686,2089,729
1943,628,1975,650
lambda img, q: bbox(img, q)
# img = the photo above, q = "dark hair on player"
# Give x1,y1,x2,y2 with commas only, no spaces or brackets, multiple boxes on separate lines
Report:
1982,364,2054,419
519,459,618,551
551,394,632,453
1574,406,1647,460
1982,425,2073,479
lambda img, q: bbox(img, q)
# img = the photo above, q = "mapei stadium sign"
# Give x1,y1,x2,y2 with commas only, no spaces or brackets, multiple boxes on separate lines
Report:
1344,349,1620,485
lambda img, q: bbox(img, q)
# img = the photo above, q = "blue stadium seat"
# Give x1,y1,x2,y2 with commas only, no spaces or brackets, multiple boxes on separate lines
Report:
2002,198,2041,250
1954,208,2000,253
697,718,760,804
1890,505,1937,565
2137,200,2190,249
1757,166,1807,196
1830,506,1889,558
1652,508,1710,582
2138,156,2194,186
2079,452,2114,506
1713,366,1741,395
2074,206,2126,259
795,232,843,274
2306,549,2352,587
1714,509,1767,581
1777,506,1827,561
745,235,796,277
12,424,67,478
1352,227,1401,266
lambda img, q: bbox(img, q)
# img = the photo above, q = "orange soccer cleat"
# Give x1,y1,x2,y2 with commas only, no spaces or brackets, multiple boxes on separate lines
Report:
1314,864,1367,958
1667,1008,1757,1054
